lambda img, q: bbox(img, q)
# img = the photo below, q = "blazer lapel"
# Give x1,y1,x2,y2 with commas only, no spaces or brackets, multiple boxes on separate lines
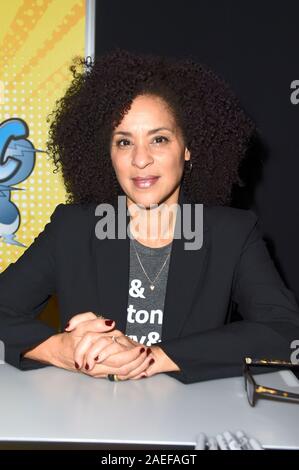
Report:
162,191,210,342
92,200,131,333
92,190,210,339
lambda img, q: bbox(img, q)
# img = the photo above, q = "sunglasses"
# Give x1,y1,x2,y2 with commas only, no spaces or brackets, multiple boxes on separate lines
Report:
243,357,299,407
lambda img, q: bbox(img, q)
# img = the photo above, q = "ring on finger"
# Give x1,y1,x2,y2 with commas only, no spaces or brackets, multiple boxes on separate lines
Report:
107,374,120,382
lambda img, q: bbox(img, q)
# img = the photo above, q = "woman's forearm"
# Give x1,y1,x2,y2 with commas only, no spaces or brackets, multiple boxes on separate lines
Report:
22,333,65,368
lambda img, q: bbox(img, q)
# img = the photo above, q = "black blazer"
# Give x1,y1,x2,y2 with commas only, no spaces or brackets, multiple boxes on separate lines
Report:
1,190,299,384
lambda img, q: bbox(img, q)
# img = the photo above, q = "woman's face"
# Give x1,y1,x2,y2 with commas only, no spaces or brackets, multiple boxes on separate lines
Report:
110,94,190,209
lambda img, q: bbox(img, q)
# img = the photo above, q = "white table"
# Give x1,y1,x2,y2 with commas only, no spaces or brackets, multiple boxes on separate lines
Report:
0,364,299,449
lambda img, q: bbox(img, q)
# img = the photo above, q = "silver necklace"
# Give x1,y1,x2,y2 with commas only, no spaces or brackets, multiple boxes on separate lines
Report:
131,238,171,291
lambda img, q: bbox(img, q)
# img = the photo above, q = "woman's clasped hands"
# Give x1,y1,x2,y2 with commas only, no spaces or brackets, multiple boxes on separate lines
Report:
62,312,157,381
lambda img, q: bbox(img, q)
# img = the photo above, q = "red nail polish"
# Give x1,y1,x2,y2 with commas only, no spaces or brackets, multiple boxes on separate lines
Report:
94,355,99,361
149,358,155,365
75,362,79,369
141,374,147,379
105,320,114,326
85,363,89,370
140,348,145,354
146,348,152,356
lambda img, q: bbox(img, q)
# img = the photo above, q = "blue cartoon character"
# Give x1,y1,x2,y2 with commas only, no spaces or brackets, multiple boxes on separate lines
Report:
0,118,39,247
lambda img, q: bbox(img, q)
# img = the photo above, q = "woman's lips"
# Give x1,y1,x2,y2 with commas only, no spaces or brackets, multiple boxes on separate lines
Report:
132,176,160,188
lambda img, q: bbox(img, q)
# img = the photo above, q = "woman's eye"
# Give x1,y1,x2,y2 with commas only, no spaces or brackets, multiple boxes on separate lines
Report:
116,139,131,147
153,136,169,144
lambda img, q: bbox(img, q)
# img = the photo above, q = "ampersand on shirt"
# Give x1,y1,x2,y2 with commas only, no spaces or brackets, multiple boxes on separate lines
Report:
129,279,145,298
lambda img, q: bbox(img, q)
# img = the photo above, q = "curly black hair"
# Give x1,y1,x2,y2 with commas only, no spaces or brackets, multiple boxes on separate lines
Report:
46,48,256,207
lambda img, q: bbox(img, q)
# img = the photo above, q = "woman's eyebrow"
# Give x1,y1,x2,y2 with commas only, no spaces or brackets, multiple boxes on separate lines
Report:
112,127,174,137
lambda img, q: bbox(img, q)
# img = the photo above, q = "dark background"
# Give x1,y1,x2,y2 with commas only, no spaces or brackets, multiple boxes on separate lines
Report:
95,0,299,302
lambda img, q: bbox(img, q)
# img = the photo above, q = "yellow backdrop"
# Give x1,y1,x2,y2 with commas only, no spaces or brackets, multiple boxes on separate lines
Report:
0,0,86,327
0,0,85,271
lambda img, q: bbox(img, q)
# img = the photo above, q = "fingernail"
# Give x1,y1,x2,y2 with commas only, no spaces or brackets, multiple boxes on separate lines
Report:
85,363,89,370
64,322,70,330
141,374,147,379
94,355,99,361
140,348,145,354
75,362,79,369
146,348,152,356
105,320,114,326
149,358,155,366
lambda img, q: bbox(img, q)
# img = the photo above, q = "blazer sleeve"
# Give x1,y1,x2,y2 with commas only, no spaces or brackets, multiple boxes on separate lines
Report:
0,204,65,370
160,213,299,384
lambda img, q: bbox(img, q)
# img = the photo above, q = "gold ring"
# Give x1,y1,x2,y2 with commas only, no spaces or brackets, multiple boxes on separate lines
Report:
107,374,120,382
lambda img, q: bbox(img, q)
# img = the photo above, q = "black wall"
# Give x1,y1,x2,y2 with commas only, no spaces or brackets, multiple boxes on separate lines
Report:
95,0,299,302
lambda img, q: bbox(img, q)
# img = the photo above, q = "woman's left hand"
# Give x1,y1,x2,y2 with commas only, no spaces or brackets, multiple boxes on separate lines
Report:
73,329,159,380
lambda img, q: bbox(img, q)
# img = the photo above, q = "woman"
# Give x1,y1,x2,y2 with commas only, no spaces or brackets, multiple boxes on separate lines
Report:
1,49,299,384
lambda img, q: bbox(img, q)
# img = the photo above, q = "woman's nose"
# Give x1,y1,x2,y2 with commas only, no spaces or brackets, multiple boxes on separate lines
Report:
131,143,154,168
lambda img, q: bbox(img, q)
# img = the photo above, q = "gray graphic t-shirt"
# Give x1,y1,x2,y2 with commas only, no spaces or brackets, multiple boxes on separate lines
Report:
125,237,173,346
